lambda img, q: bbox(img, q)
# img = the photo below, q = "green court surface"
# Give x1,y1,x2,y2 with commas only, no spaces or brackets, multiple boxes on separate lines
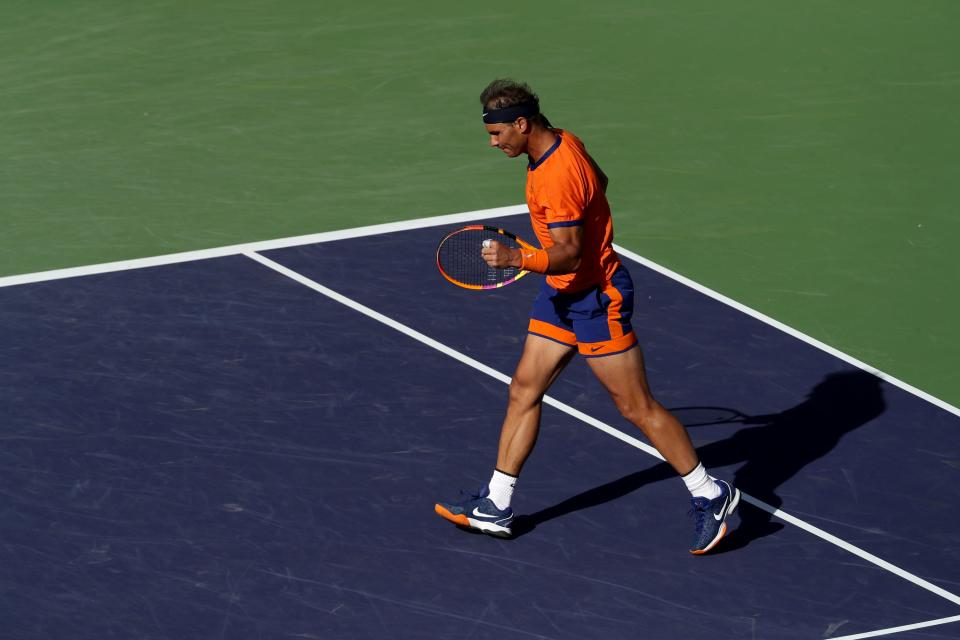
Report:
2,1,958,407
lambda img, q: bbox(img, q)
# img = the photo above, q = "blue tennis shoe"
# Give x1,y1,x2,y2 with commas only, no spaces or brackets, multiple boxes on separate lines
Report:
435,485,513,538
689,479,740,554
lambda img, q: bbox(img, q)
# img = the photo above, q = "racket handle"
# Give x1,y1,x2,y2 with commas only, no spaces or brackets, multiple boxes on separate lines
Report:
482,239,491,248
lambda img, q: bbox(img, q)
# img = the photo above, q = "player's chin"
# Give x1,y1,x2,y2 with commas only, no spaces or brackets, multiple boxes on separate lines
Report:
502,148,521,158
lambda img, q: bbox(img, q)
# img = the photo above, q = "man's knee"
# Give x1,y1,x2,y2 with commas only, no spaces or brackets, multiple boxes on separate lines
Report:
614,394,658,427
508,372,546,407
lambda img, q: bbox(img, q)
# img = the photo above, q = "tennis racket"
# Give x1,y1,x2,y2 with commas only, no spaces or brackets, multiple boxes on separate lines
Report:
436,225,537,290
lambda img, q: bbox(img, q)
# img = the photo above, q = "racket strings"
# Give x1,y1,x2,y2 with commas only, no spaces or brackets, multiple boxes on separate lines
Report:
438,229,521,288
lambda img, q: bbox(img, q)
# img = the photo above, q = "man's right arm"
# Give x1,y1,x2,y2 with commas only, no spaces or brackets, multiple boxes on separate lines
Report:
480,225,582,275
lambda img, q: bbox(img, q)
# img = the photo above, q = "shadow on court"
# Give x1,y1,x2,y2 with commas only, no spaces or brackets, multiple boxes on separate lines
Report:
510,370,886,549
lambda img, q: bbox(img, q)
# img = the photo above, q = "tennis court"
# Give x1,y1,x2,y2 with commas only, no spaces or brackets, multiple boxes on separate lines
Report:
2,208,958,638
3,2,958,638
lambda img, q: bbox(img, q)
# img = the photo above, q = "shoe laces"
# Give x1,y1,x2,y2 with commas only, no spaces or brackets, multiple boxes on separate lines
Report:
688,497,711,527
459,486,487,501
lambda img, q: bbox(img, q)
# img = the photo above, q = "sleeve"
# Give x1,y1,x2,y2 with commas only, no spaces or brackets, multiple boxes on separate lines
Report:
543,158,594,229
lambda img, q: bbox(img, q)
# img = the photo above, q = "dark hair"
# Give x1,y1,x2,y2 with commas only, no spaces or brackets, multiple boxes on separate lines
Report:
480,79,552,128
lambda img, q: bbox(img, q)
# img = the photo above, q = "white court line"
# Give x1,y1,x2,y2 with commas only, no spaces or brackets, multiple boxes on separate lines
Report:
0,204,528,289
611,245,960,419
3,204,957,420
244,250,960,612
827,614,960,640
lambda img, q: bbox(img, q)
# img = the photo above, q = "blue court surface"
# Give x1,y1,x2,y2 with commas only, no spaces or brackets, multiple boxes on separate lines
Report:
2,211,959,639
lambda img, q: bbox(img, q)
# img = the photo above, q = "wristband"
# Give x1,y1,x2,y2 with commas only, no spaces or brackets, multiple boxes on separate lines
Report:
519,248,550,273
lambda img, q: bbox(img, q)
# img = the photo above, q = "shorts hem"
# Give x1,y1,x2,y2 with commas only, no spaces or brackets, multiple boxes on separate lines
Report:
528,331,577,348
582,341,638,358
528,319,577,345
578,332,638,358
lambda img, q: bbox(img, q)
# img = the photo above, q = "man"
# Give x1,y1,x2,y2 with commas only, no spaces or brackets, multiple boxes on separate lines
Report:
434,79,739,554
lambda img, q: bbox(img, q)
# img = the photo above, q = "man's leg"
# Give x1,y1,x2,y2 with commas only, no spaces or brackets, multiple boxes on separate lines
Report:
435,334,575,537
586,345,740,554
496,334,577,475
586,345,697,474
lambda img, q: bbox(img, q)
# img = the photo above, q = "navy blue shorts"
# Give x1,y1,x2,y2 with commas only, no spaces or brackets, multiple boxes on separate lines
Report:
527,265,638,358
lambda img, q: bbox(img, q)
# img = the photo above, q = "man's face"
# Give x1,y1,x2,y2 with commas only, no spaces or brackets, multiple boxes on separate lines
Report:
486,121,526,157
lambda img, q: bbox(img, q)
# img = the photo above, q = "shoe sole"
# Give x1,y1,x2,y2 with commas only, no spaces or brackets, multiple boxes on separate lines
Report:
689,487,741,555
435,503,513,538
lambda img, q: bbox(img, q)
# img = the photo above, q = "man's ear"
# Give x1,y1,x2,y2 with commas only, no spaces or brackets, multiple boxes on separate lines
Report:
514,117,531,134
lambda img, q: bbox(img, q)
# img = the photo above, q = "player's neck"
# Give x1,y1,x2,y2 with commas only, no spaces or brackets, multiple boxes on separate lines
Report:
526,126,559,164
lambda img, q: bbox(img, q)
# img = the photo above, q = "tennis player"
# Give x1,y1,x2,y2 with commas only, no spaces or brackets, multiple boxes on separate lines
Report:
435,79,739,554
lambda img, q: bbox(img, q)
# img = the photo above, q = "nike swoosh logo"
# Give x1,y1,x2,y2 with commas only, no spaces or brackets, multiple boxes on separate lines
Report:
472,507,501,519
713,497,730,521
590,345,604,353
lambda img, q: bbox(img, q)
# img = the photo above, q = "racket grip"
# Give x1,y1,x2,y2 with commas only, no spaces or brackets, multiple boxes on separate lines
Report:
482,239,491,248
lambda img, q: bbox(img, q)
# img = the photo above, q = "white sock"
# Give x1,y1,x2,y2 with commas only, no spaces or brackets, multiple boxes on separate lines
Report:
487,469,517,510
682,462,721,500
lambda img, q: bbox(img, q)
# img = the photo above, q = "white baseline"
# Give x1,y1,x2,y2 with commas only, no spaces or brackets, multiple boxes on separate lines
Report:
827,614,960,640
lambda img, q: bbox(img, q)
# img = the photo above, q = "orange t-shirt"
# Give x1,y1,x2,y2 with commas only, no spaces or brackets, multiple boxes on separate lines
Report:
525,130,620,293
